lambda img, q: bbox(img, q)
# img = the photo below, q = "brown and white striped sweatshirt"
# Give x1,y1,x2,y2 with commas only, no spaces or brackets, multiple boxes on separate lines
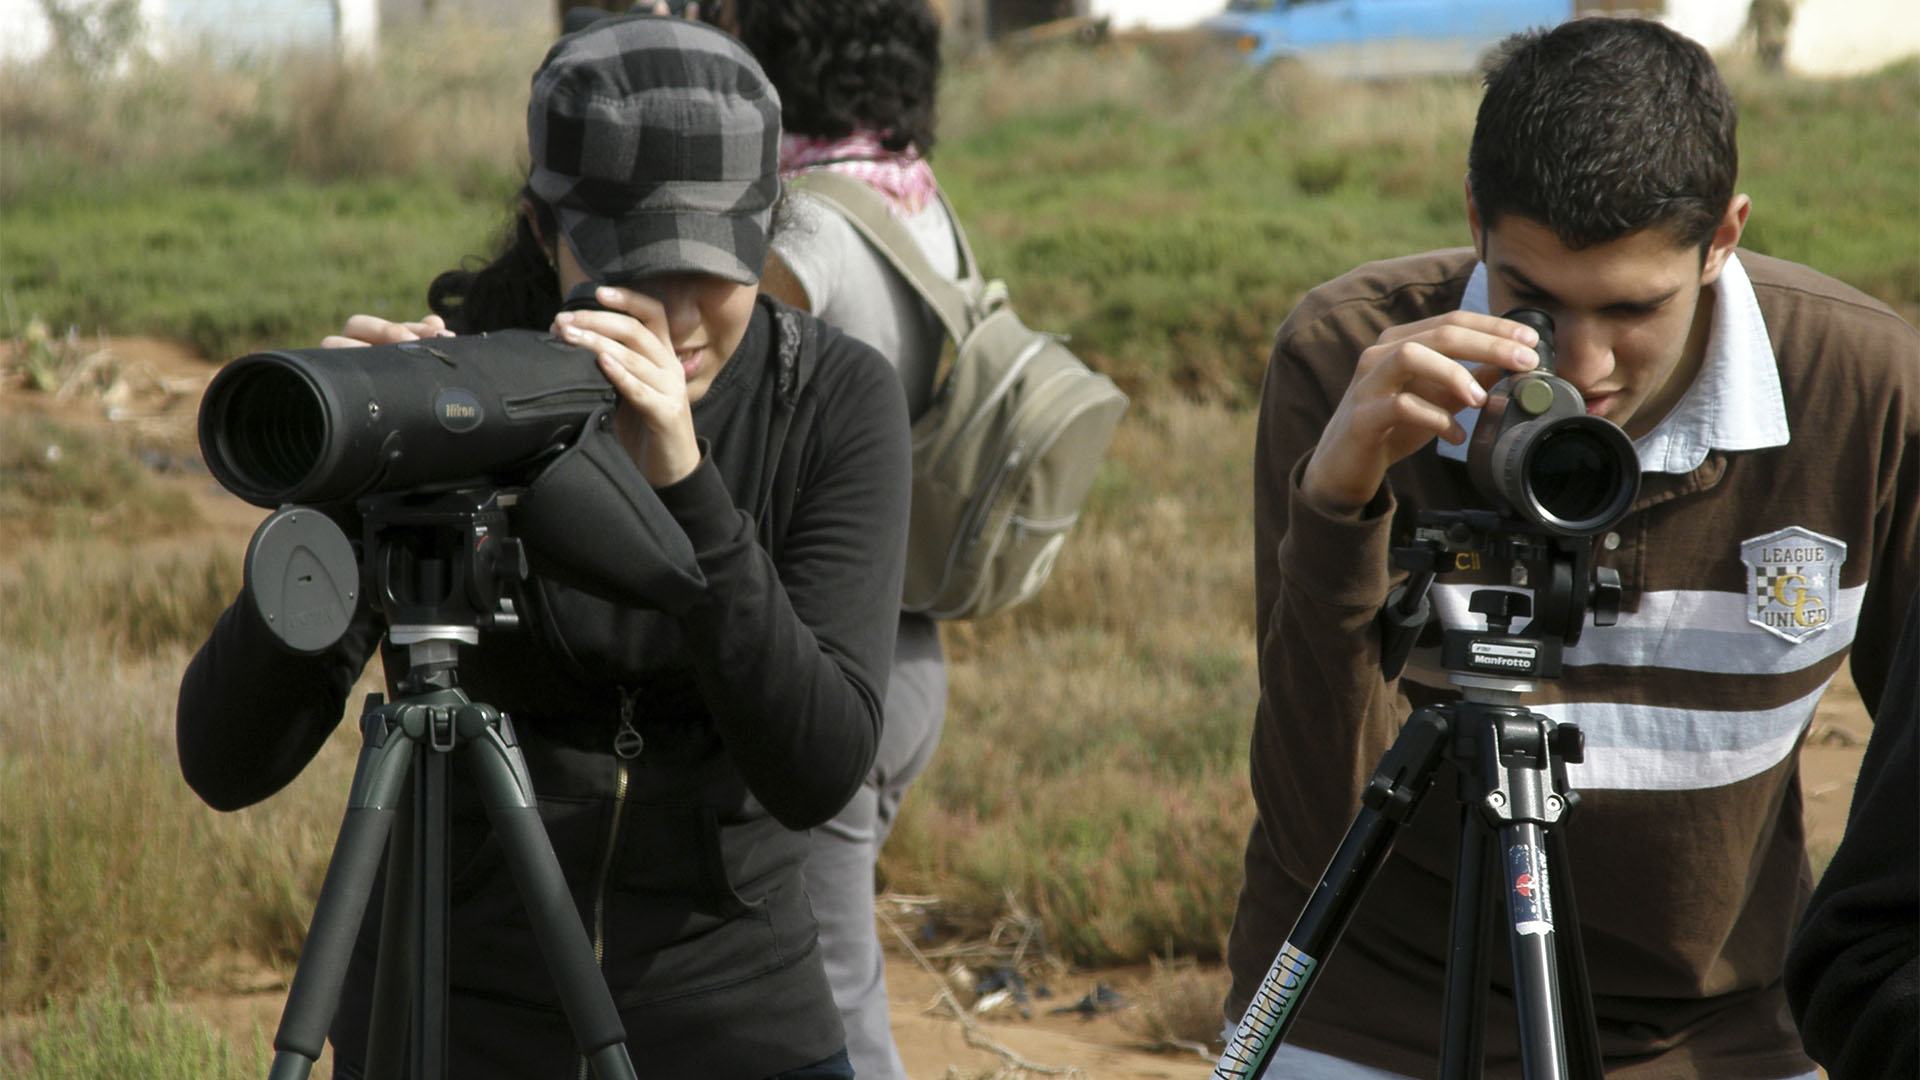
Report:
1225,248,1920,1078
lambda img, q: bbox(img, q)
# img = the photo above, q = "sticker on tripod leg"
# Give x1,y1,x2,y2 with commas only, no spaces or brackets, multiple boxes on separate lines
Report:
1211,943,1318,1079
1508,843,1554,937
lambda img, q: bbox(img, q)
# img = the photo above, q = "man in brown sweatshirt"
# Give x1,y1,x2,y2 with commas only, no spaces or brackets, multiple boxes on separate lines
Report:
1224,17,1919,1079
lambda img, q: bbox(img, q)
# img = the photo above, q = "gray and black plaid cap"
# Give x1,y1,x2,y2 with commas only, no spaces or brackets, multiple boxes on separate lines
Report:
528,14,781,286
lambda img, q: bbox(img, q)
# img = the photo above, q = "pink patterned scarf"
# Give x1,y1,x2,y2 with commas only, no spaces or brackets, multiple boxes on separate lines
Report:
779,131,939,215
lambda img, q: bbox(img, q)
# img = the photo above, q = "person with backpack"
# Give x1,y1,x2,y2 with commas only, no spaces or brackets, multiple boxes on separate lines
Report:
176,15,908,1078
717,3,956,1076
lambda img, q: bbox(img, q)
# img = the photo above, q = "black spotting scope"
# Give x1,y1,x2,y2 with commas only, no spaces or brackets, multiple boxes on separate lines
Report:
199,329,708,617
199,329,614,509
1466,308,1640,536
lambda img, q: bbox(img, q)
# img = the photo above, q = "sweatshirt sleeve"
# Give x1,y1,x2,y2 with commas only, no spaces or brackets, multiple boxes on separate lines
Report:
1785,587,1920,1080
1245,326,1414,885
653,339,911,830
176,582,384,811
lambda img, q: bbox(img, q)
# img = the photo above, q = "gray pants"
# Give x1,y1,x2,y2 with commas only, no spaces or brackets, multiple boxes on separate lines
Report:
808,613,945,1080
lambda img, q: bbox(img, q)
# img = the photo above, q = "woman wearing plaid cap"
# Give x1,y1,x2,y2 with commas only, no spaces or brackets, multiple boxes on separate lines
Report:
701,3,956,1078
179,14,905,1079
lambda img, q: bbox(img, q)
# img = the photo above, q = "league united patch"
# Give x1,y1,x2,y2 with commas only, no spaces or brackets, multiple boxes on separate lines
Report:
1740,526,1847,643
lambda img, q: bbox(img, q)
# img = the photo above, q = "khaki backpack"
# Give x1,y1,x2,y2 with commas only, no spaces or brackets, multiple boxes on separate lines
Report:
788,171,1129,620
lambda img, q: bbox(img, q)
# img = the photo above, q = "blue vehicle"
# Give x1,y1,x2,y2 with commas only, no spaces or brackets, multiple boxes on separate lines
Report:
1203,0,1605,78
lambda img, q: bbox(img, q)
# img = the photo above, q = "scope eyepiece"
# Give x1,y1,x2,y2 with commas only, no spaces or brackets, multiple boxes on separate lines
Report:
1466,309,1640,536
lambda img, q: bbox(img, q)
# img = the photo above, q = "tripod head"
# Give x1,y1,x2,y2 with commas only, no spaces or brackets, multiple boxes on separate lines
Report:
243,489,529,691
362,489,529,692
1379,509,1623,693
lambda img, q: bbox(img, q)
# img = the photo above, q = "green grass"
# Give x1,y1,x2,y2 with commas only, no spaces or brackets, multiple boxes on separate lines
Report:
12,976,264,1079
3,177,508,361
5,40,1911,392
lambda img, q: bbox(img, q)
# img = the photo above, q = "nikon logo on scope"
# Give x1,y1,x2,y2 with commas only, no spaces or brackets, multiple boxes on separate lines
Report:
435,389,484,433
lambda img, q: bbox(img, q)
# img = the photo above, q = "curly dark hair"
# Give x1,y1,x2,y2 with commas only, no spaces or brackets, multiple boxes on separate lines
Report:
726,0,942,154
1469,18,1738,253
426,191,564,333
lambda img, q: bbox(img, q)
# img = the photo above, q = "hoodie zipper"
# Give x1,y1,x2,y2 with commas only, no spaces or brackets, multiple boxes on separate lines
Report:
578,687,643,1080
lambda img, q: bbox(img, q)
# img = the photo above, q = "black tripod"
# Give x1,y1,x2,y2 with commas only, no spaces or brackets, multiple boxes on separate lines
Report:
258,490,638,1080
1215,511,1618,1080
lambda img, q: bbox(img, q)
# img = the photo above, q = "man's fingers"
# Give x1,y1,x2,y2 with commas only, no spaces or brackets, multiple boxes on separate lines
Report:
1381,309,1542,346
1358,390,1466,444
1359,339,1493,413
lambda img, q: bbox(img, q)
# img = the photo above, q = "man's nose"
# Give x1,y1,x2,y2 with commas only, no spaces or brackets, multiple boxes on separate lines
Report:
1553,320,1614,388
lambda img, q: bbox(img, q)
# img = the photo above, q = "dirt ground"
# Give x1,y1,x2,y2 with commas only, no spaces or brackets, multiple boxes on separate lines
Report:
4,336,1871,1078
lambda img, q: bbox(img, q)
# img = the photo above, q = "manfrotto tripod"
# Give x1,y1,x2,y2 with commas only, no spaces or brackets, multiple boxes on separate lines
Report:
250,490,639,1080
1215,510,1620,1080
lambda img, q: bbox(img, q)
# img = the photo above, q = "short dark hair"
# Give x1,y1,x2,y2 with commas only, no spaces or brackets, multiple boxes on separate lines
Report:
1469,17,1738,252
727,0,942,155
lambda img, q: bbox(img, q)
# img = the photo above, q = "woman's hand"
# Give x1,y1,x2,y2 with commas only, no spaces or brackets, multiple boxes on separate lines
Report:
320,314,453,349
552,286,703,487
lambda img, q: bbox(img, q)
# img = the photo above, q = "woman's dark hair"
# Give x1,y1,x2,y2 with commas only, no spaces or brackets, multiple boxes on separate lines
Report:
426,190,563,333
1469,17,1738,254
727,0,942,154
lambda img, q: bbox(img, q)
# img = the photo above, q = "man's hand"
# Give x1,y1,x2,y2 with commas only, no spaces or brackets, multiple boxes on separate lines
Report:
552,286,702,488
319,314,453,349
1301,311,1543,515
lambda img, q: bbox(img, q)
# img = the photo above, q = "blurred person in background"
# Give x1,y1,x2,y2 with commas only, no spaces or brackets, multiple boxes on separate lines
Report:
1225,16,1918,1078
714,2,956,1076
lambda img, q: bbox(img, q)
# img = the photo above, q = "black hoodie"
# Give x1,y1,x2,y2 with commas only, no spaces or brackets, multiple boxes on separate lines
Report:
177,298,910,1078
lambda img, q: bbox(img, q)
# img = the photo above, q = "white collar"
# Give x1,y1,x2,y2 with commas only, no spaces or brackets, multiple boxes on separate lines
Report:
1436,252,1789,473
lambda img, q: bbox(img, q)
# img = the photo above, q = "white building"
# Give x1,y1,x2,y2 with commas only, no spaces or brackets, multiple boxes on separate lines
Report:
0,0,537,65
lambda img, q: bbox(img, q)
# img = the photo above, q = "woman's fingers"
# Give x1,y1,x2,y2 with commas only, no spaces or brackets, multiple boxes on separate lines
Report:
322,313,454,348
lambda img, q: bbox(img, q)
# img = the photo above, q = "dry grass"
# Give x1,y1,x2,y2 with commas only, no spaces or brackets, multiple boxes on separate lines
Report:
0,414,202,548
1119,957,1233,1055
882,398,1260,965
0,25,541,197
0,539,367,1014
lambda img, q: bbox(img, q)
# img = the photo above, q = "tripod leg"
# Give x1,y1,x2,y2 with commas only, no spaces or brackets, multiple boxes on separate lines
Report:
458,705,639,1080
1439,812,1495,1080
408,748,452,1080
268,710,418,1080
1213,710,1450,1080
1545,828,1604,1080
1502,821,1570,1080
364,783,415,1080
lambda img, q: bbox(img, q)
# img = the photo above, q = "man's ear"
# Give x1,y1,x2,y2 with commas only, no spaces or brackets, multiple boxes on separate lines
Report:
1699,194,1751,286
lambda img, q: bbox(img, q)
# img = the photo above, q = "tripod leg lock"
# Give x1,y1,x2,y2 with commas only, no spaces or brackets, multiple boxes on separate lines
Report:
1360,710,1449,824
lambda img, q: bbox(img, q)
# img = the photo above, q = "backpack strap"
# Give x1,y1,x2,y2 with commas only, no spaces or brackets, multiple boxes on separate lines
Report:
784,169,987,347
757,300,818,558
